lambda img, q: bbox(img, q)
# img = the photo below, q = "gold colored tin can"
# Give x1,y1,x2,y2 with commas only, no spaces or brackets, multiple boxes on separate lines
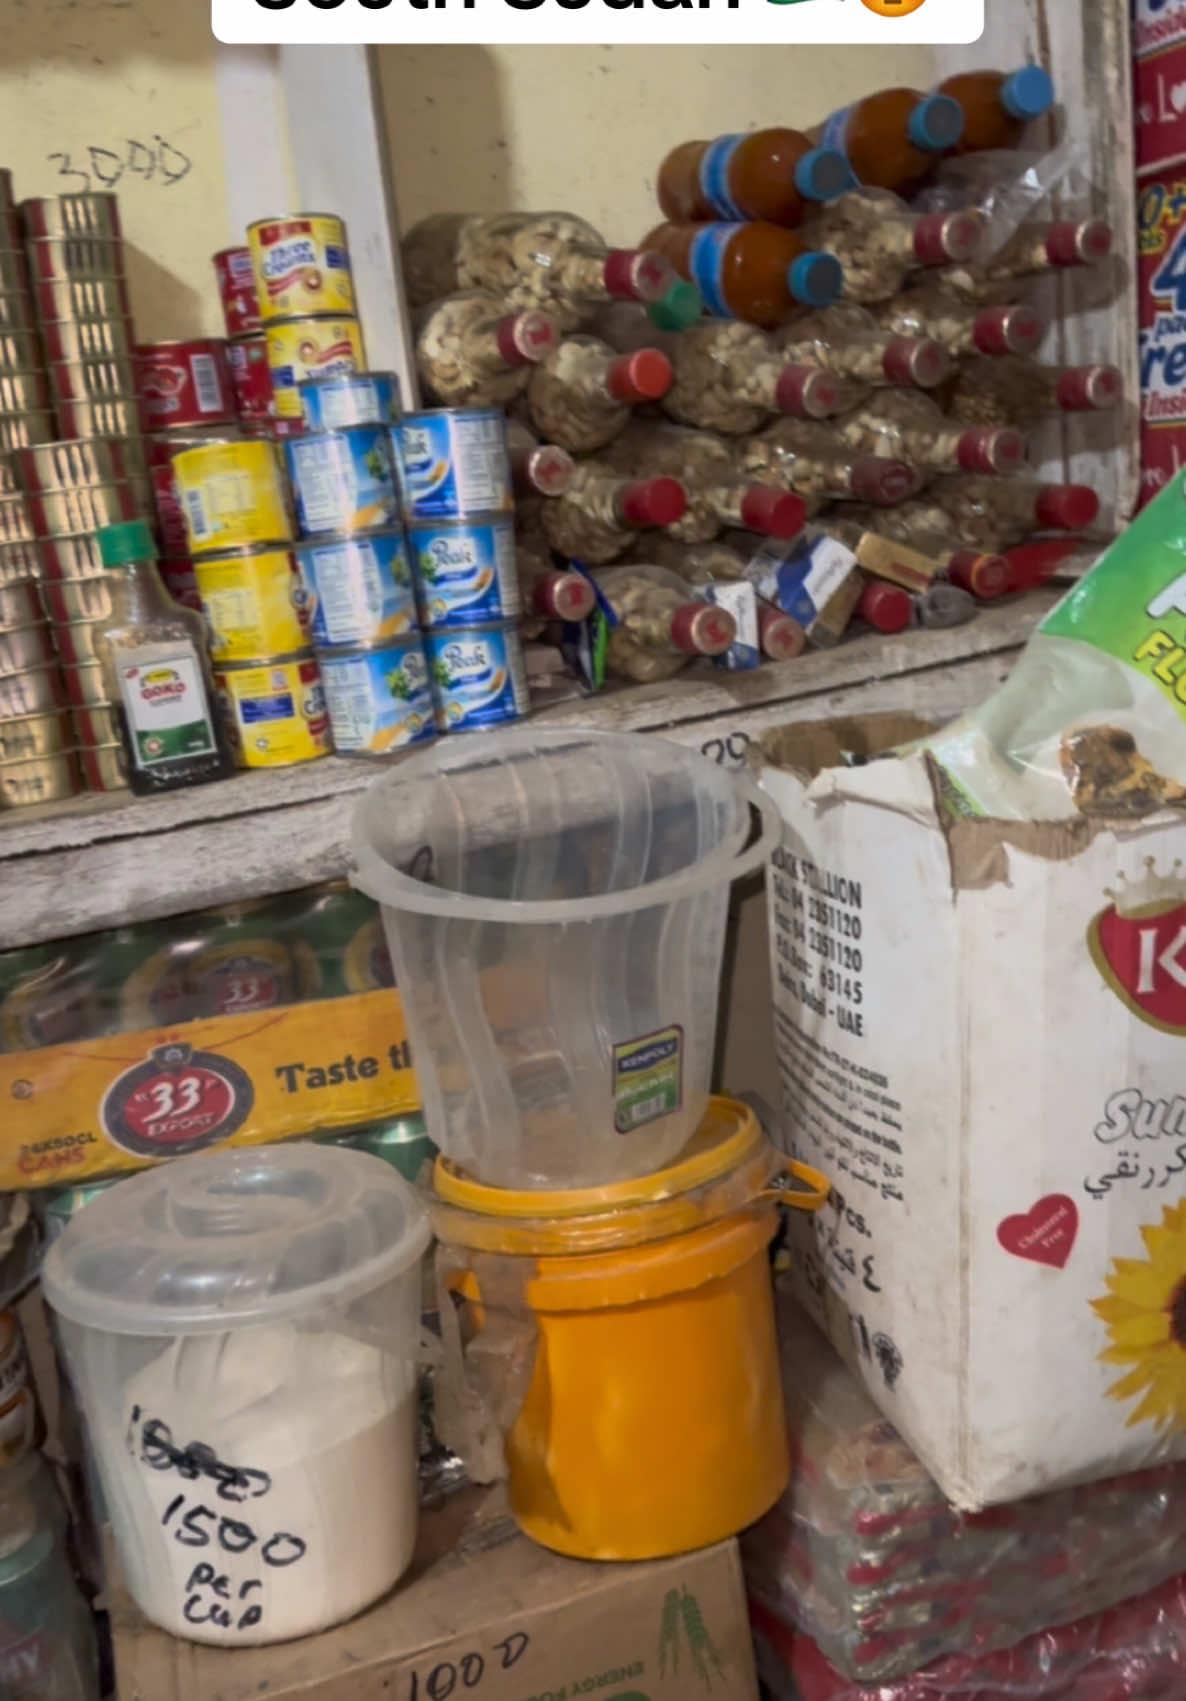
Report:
50,357,138,405
248,213,354,322
20,194,121,241
40,575,114,625
39,316,135,363
0,541,42,585
15,437,145,492
0,371,50,414
215,650,332,768
53,619,101,667
0,710,73,763
265,316,366,420
0,250,28,294
26,238,123,284
194,546,307,663
0,498,33,546
0,413,55,451
27,482,143,539
54,396,142,438
78,740,128,792
171,439,293,555
0,580,42,633
40,534,105,581
0,750,79,809
0,329,42,372
33,276,130,321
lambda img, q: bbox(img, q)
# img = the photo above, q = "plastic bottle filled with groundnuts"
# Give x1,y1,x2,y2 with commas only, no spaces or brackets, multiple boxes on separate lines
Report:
656,129,853,227
503,417,576,499
935,217,1113,304
414,291,558,407
876,476,1100,553
525,336,673,453
827,505,1014,599
935,66,1056,157
401,213,481,307
807,89,965,194
642,220,842,327
516,539,597,633
538,463,687,565
640,538,808,660
599,420,807,544
874,286,1046,360
833,391,1028,477
775,302,952,401
596,561,737,682
949,359,1123,428
803,189,984,303
740,417,920,511
662,321,842,436
453,211,677,331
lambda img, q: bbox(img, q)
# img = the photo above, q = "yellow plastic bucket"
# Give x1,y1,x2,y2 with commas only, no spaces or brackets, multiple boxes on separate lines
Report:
432,1097,828,1561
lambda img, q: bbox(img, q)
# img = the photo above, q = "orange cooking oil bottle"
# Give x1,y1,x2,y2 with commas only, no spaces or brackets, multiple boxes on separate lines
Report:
656,129,853,227
935,66,1056,155
641,220,841,328
807,89,965,193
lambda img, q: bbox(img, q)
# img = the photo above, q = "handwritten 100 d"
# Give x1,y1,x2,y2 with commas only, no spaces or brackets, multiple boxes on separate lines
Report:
129,1404,308,1635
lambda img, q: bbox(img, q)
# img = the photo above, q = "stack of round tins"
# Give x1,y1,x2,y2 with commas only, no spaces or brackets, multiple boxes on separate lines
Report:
0,175,53,452
213,246,274,434
0,564,79,808
391,406,529,734
170,436,329,769
247,214,366,426
286,388,432,758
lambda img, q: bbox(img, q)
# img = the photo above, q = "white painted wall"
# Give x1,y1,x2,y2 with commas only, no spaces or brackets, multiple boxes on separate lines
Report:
377,44,940,244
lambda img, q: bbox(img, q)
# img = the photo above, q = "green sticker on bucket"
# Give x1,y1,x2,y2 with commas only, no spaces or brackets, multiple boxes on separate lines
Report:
612,1025,683,1135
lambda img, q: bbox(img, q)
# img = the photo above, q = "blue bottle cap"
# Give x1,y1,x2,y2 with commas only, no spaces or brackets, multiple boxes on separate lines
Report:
1000,65,1055,121
787,252,843,308
794,147,857,203
907,93,965,152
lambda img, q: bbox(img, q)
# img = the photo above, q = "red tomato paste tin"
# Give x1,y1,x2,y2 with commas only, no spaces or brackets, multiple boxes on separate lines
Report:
135,339,236,429
228,335,273,423
213,246,262,339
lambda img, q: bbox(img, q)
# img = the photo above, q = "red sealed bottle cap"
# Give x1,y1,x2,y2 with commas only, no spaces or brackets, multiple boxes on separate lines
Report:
739,485,807,539
516,443,574,497
1034,483,1099,530
775,364,842,418
604,248,674,303
1004,537,1081,591
882,338,952,388
913,210,983,267
973,305,1045,356
670,600,736,656
849,457,920,507
945,550,1011,599
606,349,673,404
859,581,912,633
618,475,687,528
758,603,807,661
956,427,1028,474
533,569,596,621
1045,219,1113,266
1056,364,1122,411
497,312,557,366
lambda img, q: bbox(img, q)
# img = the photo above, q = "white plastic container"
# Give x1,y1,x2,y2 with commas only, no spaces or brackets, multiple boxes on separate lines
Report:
352,726,779,1189
41,1143,430,1646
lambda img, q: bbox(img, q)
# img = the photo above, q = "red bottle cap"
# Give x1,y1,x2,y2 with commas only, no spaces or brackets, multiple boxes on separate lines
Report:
496,312,557,366
670,600,736,656
1045,219,1113,266
882,338,952,388
606,349,673,404
758,603,807,661
533,569,596,621
515,443,574,497
849,457,920,507
859,580,912,634
913,209,983,267
1056,364,1122,411
775,364,842,418
1004,537,1081,591
972,305,1045,356
604,248,674,303
945,550,1011,599
618,476,687,528
956,427,1028,474
1033,483,1099,530
739,485,807,539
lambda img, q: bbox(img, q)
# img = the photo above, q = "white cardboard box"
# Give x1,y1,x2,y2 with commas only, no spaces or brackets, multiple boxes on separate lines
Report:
759,714,1186,1509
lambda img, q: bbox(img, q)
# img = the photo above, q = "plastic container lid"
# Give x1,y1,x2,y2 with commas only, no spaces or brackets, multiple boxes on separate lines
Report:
520,442,574,496
882,338,951,388
619,475,686,528
850,456,919,507
956,426,1028,474
945,550,1011,599
787,252,843,309
1045,219,1113,267
1000,65,1056,122
647,280,703,332
795,147,855,203
1057,365,1122,411
913,210,983,267
757,603,807,661
607,349,673,405
497,311,556,367
859,580,912,634
908,93,965,153
739,485,807,539
973,305,1045,356
1034,483,1099,531
604,248,672,303
99,519,153,569
41,1143,431,1337
671,601,736,656
535,568,596,621
776,364,842,418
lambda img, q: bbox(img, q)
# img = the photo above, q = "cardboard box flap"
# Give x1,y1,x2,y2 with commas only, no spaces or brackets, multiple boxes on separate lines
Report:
758,714,935,781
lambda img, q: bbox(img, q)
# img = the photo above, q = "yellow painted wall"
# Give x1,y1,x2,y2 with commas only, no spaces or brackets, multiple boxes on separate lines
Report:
378,45,939,244
0,0,239,341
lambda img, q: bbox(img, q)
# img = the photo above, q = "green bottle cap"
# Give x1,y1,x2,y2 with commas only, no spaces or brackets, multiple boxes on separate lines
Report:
98,519,155,569
648,280,703,333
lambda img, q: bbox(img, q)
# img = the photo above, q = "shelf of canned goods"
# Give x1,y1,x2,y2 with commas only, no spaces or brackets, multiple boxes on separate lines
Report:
0,587,1058,950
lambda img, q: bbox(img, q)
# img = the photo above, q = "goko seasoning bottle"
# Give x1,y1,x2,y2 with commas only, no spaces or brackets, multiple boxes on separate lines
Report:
94,519,233,795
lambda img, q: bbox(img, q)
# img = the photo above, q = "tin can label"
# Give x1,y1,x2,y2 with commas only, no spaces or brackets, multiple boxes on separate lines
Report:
424,623,529,732
295,531,417,647
612,1024,684,1134
320,641,436,754
395,411,512,519
301,373,400,432
150,461,190,558
266,318,366,419
249,215,354,321
195,549,308,663
216,654,331,767
215,247,262,339
136,340,235,429
228,337,273,422
410,518,520,628
115,641,219,772
172,441,292,553
285,426,400,535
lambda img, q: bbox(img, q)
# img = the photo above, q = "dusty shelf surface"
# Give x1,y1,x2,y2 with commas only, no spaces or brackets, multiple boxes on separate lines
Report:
0,591,1056,948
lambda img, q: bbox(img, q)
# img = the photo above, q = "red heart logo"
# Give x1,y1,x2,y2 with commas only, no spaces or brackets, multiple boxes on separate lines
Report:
1089,900,1186,1035
997,1195,1079,1270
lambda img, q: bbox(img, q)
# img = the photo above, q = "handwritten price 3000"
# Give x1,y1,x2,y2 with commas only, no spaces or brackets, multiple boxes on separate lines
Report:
47,136,194,195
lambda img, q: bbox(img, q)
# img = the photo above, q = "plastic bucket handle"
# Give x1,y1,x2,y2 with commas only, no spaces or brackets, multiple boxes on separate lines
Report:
758,1160,831,1213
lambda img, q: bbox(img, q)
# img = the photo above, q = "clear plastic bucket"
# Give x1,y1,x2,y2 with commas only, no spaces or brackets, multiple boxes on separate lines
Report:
351,727,780,1189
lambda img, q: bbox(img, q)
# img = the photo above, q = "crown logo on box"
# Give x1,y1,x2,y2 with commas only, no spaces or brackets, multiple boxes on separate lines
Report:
1104,857,1186,917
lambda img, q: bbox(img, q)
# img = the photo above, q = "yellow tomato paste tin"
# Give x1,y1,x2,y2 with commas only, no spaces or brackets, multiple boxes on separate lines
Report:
265,316,366,420
194,546,308,664
171,440,293,555
248,213,354,323
215,650,331,768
